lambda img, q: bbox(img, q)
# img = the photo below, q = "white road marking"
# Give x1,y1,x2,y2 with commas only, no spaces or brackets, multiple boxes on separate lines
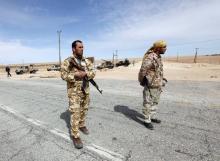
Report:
50,128,71,141
0,104,124,161
86,144,124,161
26,118,43,126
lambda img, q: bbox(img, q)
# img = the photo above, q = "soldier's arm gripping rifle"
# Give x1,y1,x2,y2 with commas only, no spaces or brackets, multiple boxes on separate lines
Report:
69,58,103,94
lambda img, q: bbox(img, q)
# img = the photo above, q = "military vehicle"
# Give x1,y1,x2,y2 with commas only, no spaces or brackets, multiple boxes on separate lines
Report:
47,64,61,71
116,58,130,67
96,60,114,70
15,65,38,75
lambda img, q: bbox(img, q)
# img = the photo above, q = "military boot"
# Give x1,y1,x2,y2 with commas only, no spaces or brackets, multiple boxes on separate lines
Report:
144,122,154,130
151,118,161,123
79,126,89,135
72,137,83,149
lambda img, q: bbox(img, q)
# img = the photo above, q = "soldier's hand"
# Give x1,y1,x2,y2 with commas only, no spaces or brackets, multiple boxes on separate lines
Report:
74,71,87,79
162,78,168,87
163,78,168,83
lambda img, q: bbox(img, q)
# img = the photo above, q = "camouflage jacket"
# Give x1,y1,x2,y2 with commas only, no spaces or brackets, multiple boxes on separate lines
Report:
61,55,95,95
138,51,163,88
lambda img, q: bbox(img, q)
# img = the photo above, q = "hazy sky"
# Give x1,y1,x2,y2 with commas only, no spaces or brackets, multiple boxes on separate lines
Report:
0,0,220,64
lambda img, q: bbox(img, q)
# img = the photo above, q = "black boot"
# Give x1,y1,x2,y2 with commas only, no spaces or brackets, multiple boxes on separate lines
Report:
144,122,154,130
151,118,161,123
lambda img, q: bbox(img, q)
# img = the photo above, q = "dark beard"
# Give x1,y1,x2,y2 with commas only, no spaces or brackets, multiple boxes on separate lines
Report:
74,52,83,59
76,54,82,59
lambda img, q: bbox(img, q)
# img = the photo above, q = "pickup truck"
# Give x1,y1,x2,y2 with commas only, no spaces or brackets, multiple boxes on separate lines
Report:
47,65,61,71
15,65,38,75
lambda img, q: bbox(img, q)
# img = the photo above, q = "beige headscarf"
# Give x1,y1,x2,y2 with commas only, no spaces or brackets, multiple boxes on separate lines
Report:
142,40,167,60
153,40,167,49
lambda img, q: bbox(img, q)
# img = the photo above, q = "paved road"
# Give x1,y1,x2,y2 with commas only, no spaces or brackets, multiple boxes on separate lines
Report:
0,78,219,161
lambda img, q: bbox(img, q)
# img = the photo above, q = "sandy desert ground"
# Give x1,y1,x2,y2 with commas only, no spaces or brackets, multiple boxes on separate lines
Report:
0,55,220,82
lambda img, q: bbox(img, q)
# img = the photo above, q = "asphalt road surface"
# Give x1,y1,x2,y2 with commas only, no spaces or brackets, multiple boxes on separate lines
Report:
0,78,219,161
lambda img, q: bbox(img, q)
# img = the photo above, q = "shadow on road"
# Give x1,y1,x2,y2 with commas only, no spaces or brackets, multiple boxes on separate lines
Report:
60,110,71,137
114,105,145,126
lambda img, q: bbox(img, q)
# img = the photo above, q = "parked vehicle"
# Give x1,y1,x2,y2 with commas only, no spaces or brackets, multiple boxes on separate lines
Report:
47,65,61,71
116,58,130,67
96,60,114,70
15,65,38,75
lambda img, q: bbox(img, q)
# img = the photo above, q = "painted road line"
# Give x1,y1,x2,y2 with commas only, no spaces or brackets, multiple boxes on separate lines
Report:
0,104,124,161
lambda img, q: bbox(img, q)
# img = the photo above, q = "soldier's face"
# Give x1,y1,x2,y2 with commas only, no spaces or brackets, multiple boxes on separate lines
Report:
159,46,167,54
73,42,84,56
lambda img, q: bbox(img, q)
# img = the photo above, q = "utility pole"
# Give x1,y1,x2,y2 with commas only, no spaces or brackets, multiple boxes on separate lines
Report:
57,30,62,66
112,50,118,67
112,52,114,65
177,52,179,62
194,48,199,63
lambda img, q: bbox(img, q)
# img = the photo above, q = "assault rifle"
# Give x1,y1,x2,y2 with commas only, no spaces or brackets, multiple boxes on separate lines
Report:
69,57,103,94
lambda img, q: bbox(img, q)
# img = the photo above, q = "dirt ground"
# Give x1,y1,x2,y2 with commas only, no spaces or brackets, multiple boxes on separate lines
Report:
0,56,220,82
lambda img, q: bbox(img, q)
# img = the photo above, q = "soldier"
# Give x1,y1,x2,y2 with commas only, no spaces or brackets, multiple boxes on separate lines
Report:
5,66,12,77
61,40,95,149
138,40,167,130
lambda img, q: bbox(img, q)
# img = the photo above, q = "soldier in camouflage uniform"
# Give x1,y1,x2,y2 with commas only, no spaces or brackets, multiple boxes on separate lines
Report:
61,40,95,149
138,40,167,130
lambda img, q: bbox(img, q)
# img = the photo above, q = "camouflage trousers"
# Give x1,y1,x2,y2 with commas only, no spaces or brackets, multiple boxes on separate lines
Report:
68,92,90,138
143,86,162,123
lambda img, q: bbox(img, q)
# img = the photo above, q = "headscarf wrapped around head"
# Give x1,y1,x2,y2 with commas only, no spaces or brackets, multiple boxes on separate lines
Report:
142,40,167,60
153,40,167,49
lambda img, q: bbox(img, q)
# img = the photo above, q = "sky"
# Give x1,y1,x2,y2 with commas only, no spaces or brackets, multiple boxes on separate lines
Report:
0,0,220,64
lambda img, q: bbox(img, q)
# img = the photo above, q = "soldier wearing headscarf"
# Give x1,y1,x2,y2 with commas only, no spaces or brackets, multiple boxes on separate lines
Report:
138,40,167,130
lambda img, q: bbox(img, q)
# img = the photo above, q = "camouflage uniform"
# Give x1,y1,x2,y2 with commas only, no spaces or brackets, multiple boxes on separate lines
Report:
61,55,95,138
139,50,164,123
